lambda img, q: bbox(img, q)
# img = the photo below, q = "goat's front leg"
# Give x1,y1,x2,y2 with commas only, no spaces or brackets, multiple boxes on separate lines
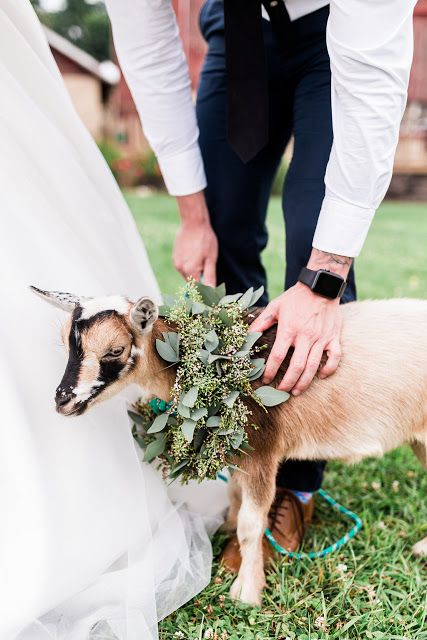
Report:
222,474,242,533
230,463,277,606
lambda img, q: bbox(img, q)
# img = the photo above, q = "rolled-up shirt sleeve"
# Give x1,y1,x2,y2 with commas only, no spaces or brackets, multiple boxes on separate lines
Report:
313,0,417,257
104,0,207,196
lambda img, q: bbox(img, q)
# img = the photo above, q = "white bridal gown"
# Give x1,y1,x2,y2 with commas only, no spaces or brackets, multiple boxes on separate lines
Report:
0,2,227,638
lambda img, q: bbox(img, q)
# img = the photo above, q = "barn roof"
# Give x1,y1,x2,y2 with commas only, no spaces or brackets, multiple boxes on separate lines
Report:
42,25,120,85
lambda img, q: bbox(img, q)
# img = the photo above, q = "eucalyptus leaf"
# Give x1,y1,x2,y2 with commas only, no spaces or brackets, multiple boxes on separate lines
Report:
169,460,189,477
248,358,266,381
207,352,223,364
143,435,166,462
198,349,210,365
156,339,179,363
234,349,250,359
191,301,207,315
215,283,226,299
204,329,219,353
162,452,173,465
223,390,239,408
254,386,290,406
206,416,221,428
181,386,198,408
128,410,145,426
197,443,207,458
208,403,221,416
158,305,170,317
162,294,177,306
191,407,208,421
241,331,263,352
163,331,180,354
218,426,235,435
177,402,191,419
238,287,254,311
193,428,207,452
249,285,265,307
230,430,244,449
195,282,221,306
218,309,233,327
181,419,197,443
147,413,169,434
135,436,145,449
218,292,242,306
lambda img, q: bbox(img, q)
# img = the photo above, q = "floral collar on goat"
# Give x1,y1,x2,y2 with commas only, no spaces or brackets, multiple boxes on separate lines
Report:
129,280,289,483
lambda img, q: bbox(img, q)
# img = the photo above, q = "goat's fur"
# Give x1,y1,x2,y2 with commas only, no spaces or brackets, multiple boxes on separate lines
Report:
33,287,427,605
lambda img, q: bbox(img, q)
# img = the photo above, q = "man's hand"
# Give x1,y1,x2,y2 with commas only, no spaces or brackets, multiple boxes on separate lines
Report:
249,249,352,396
174,191,218,286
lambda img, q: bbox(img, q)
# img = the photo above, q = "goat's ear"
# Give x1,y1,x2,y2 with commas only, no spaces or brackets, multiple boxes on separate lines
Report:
30,286,87,312
130,297,158,334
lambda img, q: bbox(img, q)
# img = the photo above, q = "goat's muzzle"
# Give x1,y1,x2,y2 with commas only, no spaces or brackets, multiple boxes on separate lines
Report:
55,389,77,415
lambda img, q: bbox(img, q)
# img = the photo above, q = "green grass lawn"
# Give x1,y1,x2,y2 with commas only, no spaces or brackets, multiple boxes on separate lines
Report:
126,193,427,640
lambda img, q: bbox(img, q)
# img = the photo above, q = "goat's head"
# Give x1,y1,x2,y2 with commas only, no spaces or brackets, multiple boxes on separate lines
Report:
31,286,158,416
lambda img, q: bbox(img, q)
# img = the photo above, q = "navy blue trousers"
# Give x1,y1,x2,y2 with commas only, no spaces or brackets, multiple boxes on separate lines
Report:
196,2,356,491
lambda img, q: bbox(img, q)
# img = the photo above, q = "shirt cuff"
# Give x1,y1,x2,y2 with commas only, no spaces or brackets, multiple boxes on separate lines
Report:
312,196,376,258
157,146,207,196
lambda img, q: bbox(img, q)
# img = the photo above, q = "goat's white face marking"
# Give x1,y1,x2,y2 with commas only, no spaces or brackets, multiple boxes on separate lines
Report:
31,287,158,417
79,296,130,320
73,379,105,403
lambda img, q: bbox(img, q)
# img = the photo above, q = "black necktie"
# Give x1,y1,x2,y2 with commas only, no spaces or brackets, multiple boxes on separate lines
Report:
224,0,292,163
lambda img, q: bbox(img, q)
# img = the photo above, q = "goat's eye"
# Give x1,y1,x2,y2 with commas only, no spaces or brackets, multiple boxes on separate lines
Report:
104,346,125,358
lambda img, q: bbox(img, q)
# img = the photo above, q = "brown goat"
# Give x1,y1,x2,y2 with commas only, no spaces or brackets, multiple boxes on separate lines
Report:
32,287,427,605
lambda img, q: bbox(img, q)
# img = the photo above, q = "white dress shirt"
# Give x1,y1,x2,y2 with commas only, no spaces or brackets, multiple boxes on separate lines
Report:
105,0,417,257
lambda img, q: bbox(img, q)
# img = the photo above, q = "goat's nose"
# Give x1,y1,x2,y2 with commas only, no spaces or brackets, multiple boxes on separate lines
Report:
56,392,74,408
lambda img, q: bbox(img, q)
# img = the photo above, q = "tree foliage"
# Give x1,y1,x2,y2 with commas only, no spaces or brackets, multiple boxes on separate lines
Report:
32,0,111,61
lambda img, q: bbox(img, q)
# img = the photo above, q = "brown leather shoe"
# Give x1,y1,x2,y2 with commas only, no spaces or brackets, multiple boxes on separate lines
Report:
221,489,314,573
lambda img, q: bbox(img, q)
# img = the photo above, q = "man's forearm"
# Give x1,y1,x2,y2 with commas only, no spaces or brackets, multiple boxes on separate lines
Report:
173,191,218,286
307,248,352,280
176,191,211,226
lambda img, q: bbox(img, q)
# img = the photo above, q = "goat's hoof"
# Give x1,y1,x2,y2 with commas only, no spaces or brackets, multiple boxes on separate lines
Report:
412,537,427,557
229,576,264,606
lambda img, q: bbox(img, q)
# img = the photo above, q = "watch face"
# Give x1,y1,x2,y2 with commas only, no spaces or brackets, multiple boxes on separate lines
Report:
313,270,344,299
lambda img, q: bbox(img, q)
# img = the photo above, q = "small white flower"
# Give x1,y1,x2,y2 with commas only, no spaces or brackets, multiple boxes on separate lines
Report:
377,521,386,530
366,586,376,599
392,480,400,492
174,633,185,639
371,481,381,491
314,616,327,631
337,563,348,574
204,629,214,639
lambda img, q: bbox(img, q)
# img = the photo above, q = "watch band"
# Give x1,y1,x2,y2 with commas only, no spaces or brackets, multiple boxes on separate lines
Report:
298,267,318,289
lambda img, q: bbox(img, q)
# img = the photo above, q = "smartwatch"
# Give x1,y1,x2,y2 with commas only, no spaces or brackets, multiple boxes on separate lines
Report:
298,267,347,300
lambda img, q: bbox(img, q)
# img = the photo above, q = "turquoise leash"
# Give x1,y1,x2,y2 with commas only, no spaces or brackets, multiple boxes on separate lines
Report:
148,400,362,559
217,472,362,560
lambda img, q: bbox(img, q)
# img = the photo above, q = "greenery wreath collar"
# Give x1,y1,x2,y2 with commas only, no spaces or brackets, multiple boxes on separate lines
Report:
129,280,290,483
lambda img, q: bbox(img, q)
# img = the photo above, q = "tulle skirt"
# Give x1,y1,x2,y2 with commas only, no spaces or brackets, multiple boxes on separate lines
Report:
0,2,227,638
